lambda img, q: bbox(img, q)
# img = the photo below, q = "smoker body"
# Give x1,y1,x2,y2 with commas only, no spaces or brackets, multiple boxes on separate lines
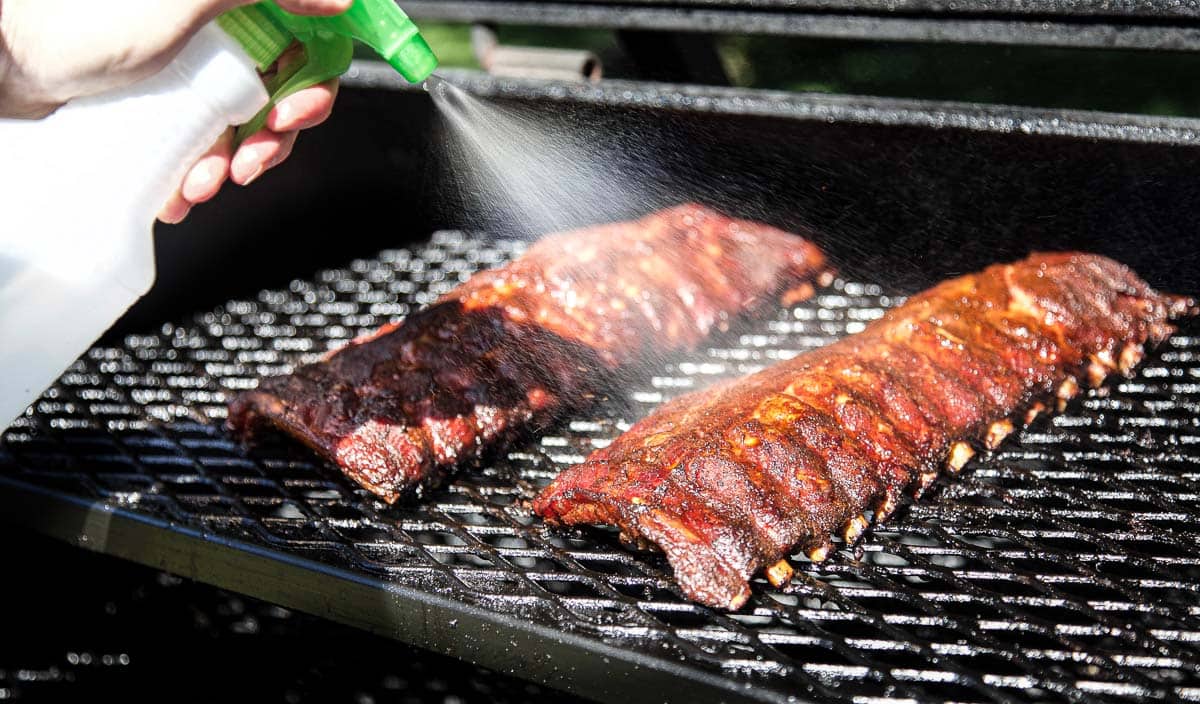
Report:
138,68,1200,332
6,3,1200,702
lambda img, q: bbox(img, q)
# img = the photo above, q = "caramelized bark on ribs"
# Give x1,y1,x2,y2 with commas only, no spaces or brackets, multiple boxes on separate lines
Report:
227,204,830,503
534,253,1195,610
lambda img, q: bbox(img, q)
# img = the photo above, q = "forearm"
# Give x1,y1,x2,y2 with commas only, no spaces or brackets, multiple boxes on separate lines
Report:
0,5,18,117
0,0,350,119
0,1,6,105
0,2,60,118
0,0,217,119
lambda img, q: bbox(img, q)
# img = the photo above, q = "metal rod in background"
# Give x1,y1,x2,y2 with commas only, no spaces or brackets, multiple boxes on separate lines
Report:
471,24,603,82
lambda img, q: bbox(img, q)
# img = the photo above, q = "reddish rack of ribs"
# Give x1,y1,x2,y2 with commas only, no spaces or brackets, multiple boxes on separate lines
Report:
534,253,1195,610
227,205,831,503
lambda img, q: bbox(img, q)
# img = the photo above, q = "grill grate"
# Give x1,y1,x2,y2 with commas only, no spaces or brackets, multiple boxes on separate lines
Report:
4,231,1200,703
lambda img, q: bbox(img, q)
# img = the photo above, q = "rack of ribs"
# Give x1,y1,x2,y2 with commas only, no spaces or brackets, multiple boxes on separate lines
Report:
534,253,1195,610
227,204,831,503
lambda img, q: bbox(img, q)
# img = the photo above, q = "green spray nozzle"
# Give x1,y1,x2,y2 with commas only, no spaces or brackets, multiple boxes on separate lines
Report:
217,0,438,142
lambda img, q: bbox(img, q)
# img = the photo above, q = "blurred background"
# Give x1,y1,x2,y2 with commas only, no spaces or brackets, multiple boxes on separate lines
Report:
394,23,1200,117
2,529,578,704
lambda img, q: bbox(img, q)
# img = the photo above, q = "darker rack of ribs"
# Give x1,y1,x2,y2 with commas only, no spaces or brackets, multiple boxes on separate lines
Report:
534,253,1196,610
227,205,831,503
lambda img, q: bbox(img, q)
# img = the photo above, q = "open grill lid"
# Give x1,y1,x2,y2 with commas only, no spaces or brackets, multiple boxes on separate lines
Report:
402,0,1200,51
406,0,1200,19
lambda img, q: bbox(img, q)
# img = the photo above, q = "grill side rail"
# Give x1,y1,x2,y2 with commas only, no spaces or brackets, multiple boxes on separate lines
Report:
403,0,1200,51
0,477,765,704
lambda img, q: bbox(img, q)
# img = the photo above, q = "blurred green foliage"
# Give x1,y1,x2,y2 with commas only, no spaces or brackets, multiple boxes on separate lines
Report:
417,23,478,68
404,21,1200,117
718,36,1200,117
406,23,619,70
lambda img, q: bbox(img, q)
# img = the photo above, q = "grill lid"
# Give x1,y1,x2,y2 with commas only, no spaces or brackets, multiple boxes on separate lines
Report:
401,1,1200,51
3,231,1200,703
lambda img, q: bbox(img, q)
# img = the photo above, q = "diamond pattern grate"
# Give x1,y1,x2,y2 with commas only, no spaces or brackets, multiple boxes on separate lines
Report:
4,231,1200,703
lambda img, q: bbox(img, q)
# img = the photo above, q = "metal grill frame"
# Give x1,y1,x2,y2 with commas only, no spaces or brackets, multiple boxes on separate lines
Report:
4,231,1200,704
408,0,1200,19
347,66,1200,147
402,1,1200,51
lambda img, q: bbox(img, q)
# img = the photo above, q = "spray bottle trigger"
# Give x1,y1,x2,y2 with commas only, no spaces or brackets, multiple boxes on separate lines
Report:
233,33,354,145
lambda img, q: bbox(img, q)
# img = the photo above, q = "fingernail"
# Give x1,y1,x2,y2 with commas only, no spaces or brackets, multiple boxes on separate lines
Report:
185,162,214,197
196,161,214,183
242,164,264,186
159,206,190,225
234,145,258,168
234,147,263,182
274,100,293,128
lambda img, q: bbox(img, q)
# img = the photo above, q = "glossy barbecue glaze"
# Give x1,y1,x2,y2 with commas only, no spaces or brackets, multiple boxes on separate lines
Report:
534,253,1195,610
227,205,830,502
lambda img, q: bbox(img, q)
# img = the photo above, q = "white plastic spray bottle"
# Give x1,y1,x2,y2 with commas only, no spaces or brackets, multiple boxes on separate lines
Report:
0,1,438,427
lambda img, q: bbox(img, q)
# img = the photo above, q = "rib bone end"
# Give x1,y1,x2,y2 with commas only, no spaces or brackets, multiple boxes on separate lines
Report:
842,514,870,544
984,420,1015,450
765,559,795,588
1150,322,1175,345
873,495,898,523
782,283,816,307
947,441,976,473
806,543,832,563
1056,377,1079,411
1119,343,1144,376
913,469,939,498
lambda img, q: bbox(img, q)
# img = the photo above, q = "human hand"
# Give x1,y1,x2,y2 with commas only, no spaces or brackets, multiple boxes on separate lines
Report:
0,0,351,222
158,43,341,223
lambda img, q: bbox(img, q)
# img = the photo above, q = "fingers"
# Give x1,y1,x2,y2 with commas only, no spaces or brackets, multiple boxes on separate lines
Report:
182,128,235,203
267,79,338,132
158,127,235,224
157,76,336,224
229,79,337,184
196,0,352,20
231,128,299,186
157,124,290,224
158,189,193,225
273,0,354,16
270,130,301,170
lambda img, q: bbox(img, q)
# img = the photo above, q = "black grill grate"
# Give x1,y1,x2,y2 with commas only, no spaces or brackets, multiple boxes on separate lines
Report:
4,231,1200,703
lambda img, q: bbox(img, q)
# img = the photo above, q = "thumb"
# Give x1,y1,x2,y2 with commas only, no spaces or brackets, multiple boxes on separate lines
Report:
189,0,353,24
274,0,355,15
147,0,357,78
151,0,355,74
5,0,360,109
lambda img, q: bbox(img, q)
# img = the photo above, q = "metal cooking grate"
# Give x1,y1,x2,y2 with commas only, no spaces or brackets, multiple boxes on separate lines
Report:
4,231,1200,704
0,533,567,704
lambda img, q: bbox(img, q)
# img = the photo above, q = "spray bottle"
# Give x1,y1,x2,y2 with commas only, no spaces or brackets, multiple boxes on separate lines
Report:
0,1,438,427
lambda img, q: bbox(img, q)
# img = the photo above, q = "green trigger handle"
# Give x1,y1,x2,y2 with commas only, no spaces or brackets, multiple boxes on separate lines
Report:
217,1,437,145
240,34,352,144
